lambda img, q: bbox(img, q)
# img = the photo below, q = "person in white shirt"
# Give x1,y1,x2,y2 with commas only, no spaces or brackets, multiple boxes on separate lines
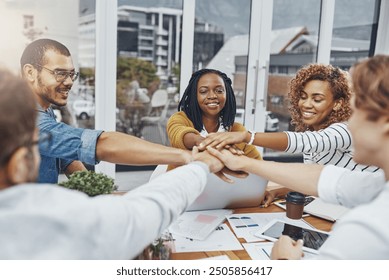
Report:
0,69,225,259
207,55,389,259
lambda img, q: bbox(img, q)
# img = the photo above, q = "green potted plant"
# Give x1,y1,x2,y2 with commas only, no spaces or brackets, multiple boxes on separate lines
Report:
138,231,174,260
59,170,118,196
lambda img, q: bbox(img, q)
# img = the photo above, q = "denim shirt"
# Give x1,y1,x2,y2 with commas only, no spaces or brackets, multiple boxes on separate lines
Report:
36,106,103,184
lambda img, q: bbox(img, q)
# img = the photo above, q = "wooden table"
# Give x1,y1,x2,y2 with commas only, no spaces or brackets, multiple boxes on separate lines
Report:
170,204,333,260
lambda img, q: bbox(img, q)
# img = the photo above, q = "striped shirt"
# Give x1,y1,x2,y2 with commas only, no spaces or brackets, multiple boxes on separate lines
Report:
284,122,380,172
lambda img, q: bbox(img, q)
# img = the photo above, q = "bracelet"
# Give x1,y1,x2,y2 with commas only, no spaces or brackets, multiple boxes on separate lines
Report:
248,130,256,145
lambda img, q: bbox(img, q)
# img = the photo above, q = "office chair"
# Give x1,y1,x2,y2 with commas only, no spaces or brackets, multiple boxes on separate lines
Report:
139,89,170,145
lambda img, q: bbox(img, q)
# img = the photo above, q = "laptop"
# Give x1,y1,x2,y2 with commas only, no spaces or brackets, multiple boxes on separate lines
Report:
186,172,268,211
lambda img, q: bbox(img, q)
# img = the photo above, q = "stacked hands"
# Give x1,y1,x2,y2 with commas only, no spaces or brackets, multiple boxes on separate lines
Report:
192,131,249,183
194,130,279,207
193,131,302,260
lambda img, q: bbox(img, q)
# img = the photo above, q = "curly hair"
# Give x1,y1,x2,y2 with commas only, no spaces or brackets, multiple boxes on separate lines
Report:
178,68,236,132
352,55,389,121
288,64,352,132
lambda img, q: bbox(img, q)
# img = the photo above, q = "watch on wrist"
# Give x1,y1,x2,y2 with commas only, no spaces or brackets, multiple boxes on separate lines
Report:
248,130,256,145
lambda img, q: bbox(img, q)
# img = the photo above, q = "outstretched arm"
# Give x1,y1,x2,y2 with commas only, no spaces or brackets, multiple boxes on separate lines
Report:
96,131,193,166
206,147,322,196
167,112,204,150
199,131,289,151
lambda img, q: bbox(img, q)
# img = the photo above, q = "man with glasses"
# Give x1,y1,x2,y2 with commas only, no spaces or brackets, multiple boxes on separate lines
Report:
0,69,225,259
21,39,89,183
20,38,202,184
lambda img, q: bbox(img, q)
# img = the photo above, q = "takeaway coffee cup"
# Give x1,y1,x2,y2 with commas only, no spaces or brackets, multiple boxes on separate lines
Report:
285,191,305,219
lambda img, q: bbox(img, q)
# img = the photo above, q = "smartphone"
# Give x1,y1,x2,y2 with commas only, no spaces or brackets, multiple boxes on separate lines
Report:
255,219,330,253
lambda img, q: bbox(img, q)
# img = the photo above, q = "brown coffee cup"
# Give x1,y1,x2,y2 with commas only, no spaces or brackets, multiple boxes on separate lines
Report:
285,191,305,219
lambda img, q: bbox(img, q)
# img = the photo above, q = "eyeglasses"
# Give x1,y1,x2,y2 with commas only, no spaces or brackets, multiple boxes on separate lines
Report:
36,64,79,83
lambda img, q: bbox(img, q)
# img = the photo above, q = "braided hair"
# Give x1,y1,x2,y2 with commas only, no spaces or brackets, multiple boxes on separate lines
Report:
178,69,236,132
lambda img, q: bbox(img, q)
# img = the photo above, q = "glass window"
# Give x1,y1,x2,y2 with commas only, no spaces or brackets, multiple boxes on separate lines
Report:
264,0,322,160
193,0,251,109
330,0,379,69
233,0,321,160
23,15,34,29
115,1,183,151
77,0,97,129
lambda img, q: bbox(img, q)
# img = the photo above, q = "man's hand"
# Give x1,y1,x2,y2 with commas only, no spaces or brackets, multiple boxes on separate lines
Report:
270,235,304,260
198,131,247,150
192,147,248,183
192,146,224,174
206,146,247,171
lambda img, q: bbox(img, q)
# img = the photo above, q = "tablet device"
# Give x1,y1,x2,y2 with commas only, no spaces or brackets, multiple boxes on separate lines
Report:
255,219,330,253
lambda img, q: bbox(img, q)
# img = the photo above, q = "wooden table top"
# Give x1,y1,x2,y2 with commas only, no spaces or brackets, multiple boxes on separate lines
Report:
170,204,333,260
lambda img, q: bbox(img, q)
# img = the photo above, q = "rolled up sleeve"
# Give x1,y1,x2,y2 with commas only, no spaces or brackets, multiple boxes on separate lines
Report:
79,129,103,164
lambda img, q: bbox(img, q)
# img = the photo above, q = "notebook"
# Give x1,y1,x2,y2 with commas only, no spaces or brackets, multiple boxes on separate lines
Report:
274,196,349,222
186,172,268,211
303,197,349,221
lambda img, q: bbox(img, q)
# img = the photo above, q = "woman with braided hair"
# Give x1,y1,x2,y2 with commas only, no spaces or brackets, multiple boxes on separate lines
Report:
167,69,262,172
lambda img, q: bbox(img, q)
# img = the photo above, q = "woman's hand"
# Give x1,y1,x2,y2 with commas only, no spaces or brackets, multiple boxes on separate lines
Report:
198,131,248,150
192,147,247,183
206,146,247,172
260,187,289,208
270,236,304,260
260,190,277,208
192,146,223,174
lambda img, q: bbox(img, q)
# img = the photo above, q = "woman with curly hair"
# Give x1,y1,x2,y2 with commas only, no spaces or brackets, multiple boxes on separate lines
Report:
166,68,262,173
288,64,351,132
199,64,380,205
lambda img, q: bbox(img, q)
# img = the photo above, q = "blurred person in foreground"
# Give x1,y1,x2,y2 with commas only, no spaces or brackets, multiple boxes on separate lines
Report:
207,55,389,259
0,69,225,259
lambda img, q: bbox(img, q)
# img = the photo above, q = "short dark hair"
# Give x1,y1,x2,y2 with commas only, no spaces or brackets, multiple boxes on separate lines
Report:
0,69,36,167
178,68,236,131
20,38,71,71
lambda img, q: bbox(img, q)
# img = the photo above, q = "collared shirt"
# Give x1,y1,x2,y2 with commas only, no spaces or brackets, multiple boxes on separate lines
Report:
0,162,209,259
36,105,103,184
199,121,226,137
316,165,388,259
